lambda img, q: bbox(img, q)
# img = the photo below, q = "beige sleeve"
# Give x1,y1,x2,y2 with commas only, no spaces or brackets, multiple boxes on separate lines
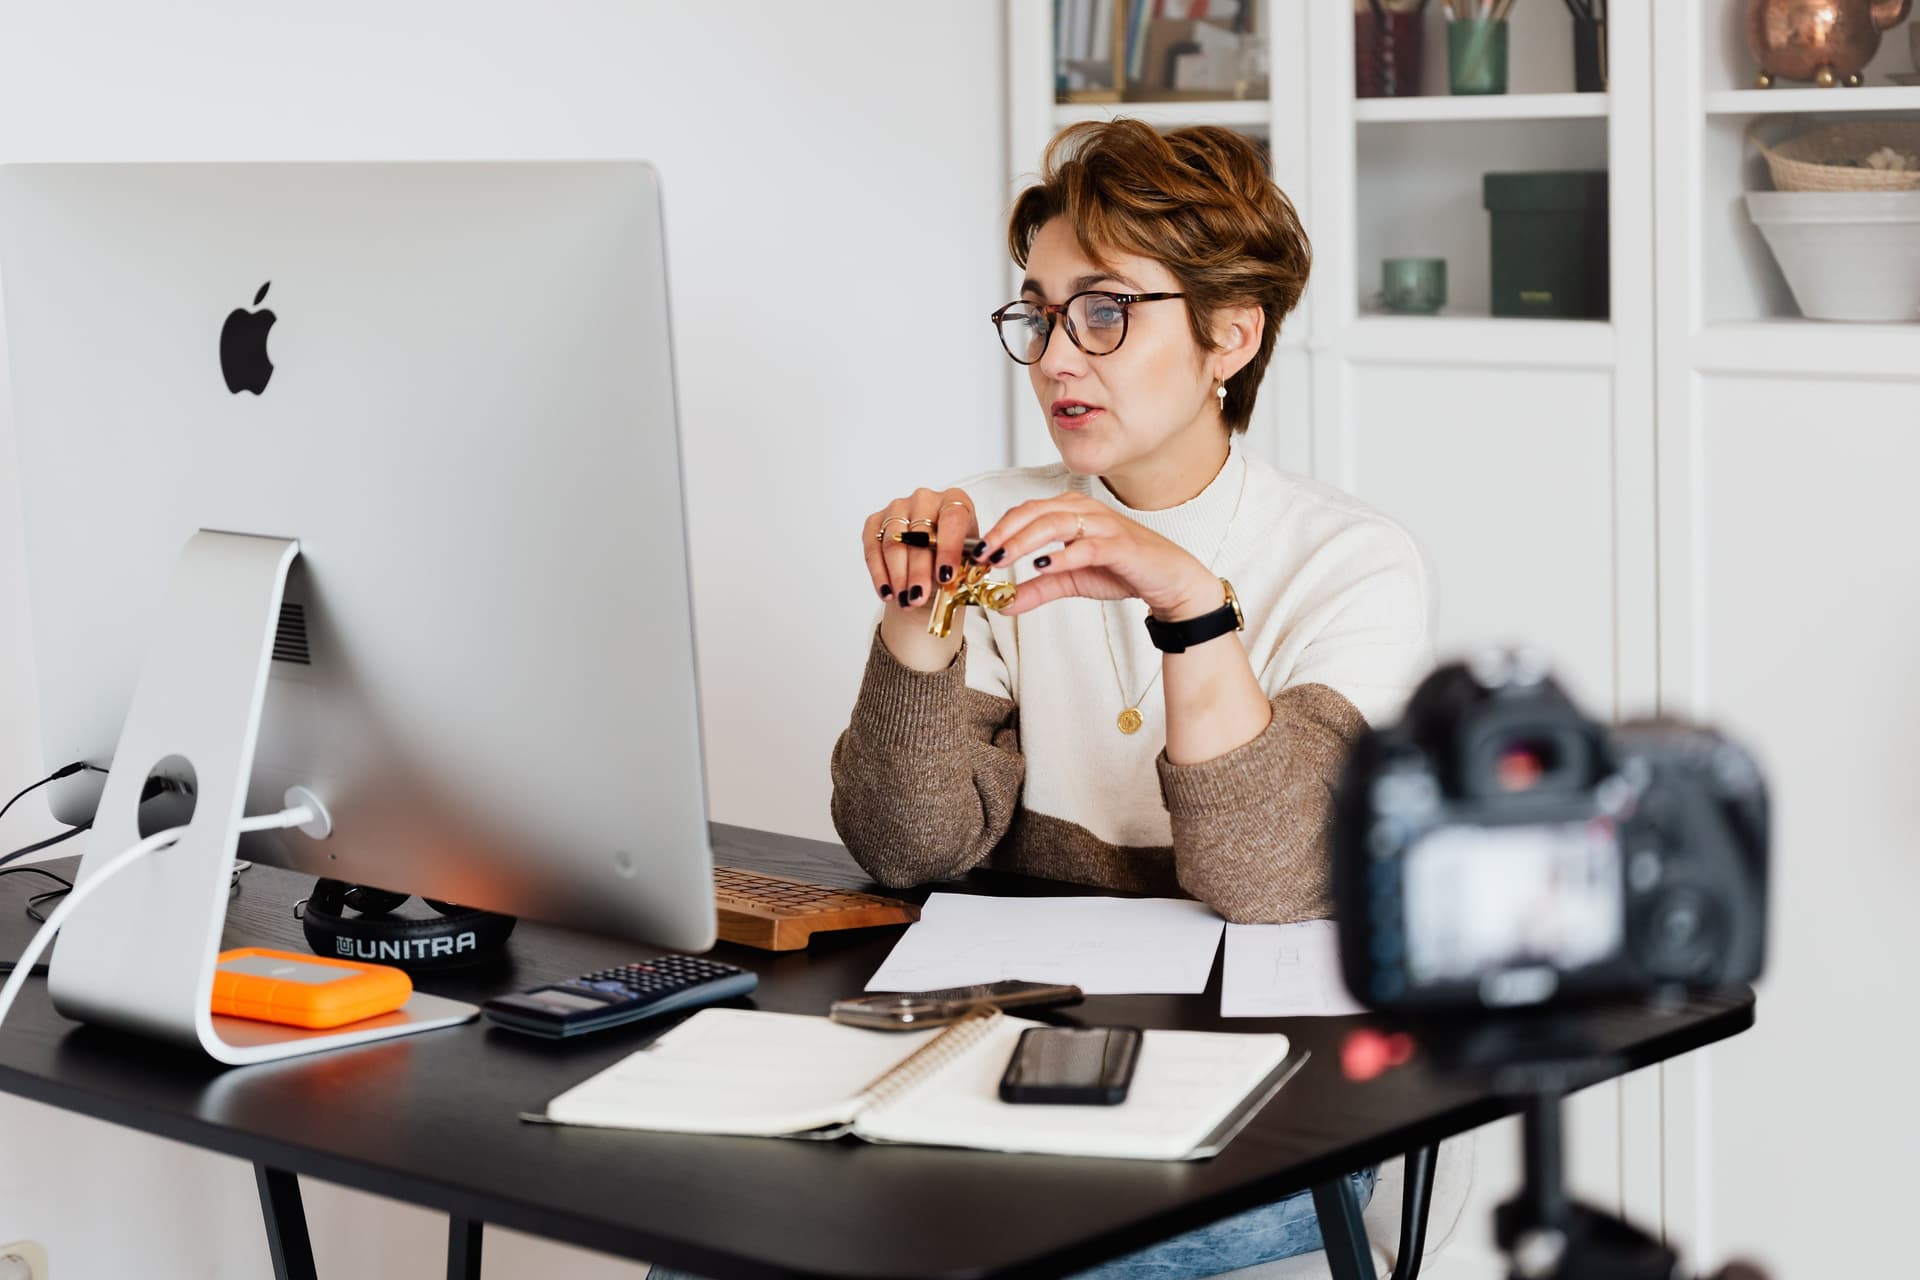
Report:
1155,681,1367,924
829,630,1025,888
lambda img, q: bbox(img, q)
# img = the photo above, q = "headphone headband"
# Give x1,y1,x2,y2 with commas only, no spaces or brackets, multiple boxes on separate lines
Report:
301,878,515,972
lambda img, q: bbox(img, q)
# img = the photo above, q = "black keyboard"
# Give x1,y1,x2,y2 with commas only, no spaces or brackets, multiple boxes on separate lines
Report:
480,954,757,1039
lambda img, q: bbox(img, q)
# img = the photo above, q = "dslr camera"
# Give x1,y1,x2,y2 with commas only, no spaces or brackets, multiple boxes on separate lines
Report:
1332,650,1768,1014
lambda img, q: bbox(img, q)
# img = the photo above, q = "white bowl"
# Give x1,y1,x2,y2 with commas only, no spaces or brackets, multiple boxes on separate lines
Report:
1745,190,1920,322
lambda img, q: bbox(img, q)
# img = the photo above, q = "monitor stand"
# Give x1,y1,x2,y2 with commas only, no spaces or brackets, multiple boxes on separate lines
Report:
47,531,477,1064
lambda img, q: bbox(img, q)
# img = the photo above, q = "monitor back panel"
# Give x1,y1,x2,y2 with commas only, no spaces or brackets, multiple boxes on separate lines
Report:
0,161,715,950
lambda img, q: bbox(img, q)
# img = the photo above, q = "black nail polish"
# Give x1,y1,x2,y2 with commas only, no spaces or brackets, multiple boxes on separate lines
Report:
909,585,924,602
973,545,990,562
898,591,913,608
990,548,1006,564
1034,555,1051,569
938,565,953,583
879,584,893,599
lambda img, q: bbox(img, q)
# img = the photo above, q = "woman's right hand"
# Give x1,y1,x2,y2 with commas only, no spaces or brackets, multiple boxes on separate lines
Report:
862,487,977,668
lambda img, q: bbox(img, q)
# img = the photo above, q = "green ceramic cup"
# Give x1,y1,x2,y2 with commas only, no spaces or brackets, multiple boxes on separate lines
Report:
1381,258,1448,315
1448,19,1509,96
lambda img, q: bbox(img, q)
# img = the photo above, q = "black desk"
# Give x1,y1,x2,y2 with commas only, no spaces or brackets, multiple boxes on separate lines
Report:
0,824,1753,1280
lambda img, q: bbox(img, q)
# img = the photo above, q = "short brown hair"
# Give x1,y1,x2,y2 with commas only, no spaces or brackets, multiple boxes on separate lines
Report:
1007,121,1311,434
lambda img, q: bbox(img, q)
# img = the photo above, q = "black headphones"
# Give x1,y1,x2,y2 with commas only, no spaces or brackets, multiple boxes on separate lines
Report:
299,879,516,972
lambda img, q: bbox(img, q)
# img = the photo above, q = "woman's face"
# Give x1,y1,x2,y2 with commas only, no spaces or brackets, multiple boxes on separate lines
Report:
1020,215,1235,488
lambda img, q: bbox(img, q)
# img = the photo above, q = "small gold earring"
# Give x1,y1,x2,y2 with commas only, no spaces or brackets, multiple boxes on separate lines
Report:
1215,382,1228,403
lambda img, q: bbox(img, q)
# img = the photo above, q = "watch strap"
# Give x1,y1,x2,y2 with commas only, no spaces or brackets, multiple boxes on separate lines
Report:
1145,579,1244,654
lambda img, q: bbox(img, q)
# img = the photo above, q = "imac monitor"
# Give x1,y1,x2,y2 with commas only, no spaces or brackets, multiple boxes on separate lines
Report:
0,163,717,1058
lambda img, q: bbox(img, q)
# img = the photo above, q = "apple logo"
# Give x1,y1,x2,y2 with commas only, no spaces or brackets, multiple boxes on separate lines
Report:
220,282,276,395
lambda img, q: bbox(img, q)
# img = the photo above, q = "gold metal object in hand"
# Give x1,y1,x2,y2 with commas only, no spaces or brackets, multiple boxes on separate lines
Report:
927,562,1017,639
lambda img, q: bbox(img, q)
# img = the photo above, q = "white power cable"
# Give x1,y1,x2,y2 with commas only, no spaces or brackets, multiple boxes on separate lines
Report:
0,800,318,1030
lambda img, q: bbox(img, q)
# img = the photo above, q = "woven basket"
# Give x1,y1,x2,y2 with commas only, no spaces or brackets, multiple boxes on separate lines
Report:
1751,119,1920,193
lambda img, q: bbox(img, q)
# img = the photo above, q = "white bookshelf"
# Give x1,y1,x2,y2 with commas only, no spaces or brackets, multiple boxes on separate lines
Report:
1705,85,1920,116
1652,8,1920,1278
1354,91,1610,124
1340,315,1617,369
1052,99,1269,128
1666,2,1920,358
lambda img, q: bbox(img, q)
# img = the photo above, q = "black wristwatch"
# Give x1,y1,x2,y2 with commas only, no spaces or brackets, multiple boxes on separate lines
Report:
1144,578,1244,654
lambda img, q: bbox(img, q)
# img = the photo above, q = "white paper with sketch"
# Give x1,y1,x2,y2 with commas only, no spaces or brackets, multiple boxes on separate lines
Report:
1221,920,1368,1018
864,893,1226,995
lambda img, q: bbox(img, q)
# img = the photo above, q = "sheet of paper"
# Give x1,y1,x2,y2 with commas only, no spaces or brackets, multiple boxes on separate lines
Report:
865,893,1225,995
1221,920,1367,1018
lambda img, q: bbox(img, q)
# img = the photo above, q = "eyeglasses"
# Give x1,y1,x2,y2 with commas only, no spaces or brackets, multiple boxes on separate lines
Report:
989,291,1186,365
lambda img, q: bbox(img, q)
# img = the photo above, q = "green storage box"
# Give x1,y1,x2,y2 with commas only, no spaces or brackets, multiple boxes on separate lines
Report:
1483,170,1609,320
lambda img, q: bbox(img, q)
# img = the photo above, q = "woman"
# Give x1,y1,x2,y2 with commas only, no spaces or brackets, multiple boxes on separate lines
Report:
826,122,1434,1276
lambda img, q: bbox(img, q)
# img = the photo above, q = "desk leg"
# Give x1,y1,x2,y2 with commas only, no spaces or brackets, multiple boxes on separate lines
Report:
1312,1176,1376,1280
1390,1145,1437,1280
255,1165,319,1280
447,1215,483,1280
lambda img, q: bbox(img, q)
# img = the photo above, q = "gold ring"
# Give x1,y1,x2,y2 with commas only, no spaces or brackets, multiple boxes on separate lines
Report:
877,516,909,543
940,500,973,518
907,518,936,530
1074,513,1086,540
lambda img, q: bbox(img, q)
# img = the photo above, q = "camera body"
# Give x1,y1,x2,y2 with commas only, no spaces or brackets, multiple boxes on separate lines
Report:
1332,651,1768,1013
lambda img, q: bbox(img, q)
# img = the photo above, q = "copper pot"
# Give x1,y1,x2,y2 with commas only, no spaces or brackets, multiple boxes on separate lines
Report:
1747,0,1915,87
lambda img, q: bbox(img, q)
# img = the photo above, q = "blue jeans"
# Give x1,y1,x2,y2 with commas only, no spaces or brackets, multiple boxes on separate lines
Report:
645,1167,1375,1280
1067,1167,1377,1279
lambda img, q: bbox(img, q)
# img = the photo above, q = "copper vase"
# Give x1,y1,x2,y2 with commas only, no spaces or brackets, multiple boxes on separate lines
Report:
1747,0,1915,87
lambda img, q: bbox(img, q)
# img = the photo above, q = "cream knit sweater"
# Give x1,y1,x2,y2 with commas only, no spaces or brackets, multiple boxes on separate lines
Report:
831,442,1434,923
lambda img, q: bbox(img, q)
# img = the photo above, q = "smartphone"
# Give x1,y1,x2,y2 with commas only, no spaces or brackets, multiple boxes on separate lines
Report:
998,1025,1142,1106
828,980,1082,1031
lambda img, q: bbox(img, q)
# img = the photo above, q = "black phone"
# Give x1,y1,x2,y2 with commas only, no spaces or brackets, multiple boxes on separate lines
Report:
998,1025,1142,1106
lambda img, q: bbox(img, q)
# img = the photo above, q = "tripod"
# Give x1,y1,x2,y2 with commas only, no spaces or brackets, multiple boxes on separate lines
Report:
1429,1016,1771,1280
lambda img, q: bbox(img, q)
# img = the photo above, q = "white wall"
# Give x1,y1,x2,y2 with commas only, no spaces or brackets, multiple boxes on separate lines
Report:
0,3,1011,1275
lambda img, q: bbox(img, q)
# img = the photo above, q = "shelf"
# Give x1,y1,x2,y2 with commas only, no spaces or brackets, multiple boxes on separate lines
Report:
1329,315,1616,369
1052,99,1270,129
1692,321,1920,379
1353,93,1610,124
1705,86,1920,116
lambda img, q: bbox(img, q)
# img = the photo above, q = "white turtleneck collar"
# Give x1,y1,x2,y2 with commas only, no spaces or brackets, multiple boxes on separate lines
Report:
1073,436,1248,560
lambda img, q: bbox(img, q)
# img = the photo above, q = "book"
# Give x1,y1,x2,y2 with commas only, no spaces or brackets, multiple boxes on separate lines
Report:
527,1008,1305,1162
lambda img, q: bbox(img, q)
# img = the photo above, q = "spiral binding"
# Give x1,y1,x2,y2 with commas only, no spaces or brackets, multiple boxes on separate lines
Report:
856,1007,1004,1115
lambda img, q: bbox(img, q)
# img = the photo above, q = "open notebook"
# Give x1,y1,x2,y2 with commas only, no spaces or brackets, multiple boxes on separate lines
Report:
526,1008,1305,1161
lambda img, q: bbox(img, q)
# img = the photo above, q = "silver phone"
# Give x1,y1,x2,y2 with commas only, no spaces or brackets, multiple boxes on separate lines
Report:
829,980,1083,1031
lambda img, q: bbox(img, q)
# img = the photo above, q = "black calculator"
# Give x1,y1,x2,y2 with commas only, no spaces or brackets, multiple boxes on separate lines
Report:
480,954,758,1038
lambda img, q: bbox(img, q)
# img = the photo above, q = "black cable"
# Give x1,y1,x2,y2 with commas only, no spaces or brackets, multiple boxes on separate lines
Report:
0,761,105,829
24,888,67,925
0,866,73,891
0,822,89,873
0,866,75,974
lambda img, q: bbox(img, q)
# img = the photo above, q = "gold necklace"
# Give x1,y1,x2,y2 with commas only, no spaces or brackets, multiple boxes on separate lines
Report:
1098,452,1250,735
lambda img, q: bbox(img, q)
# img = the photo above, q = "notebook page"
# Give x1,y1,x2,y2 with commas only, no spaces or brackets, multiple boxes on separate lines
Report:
855,1017,1293,1160
543,1008,940,1136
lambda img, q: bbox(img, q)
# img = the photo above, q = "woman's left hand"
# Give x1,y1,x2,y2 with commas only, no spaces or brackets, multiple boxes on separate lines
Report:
973,493,1222,621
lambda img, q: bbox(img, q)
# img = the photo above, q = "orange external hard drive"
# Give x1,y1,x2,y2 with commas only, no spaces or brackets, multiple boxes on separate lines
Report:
211,947,413,1029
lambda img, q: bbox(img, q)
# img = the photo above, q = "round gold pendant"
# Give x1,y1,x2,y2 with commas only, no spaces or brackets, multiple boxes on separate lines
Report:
1116,707,1144,735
